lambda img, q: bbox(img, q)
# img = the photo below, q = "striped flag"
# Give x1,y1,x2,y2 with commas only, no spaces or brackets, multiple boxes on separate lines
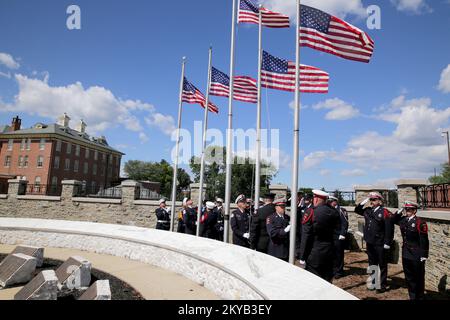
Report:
182,78,219,114
238,0,290,28
210,67,258,104
261,51,329,93
299,5,374,63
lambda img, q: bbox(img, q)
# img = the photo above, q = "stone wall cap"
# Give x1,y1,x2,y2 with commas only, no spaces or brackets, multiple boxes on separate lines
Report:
353,185,390,191
121,180,138,187
7,179,27,184
418,210,450,222
395,179,428,187
269,184,289,190
190,183,207,188
61,180,81,185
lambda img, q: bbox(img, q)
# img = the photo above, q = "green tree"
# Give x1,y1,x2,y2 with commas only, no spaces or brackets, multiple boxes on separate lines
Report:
429,163,450,184
124,160,191,198
189,146,277,200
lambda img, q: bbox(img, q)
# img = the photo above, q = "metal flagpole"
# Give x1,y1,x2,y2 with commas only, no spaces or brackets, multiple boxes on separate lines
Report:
224,0,237,243
289,0,301,264
254,6,263,213
170,57,186,232
197,47,213,237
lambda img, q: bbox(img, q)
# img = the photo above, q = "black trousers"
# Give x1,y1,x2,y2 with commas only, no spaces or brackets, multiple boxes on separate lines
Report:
366,243,388,289
156,223,170,231
333,239,345,276
403,258,426,300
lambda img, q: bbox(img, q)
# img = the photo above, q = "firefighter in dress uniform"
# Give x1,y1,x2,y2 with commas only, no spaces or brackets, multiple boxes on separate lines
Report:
230,194,251,248
155,198,171,231
328,196,349,278
182,197,198,236
355,192,394,293
215,198,225,241
299,190,340,282
249,193,276,253
392,201,429,300
266,197,291,261
200,201,219,240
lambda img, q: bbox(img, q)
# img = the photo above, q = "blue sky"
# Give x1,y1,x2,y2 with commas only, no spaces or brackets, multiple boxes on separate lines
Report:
1,0,450,191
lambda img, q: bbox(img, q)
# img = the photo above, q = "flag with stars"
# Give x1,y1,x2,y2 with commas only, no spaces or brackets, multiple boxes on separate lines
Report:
238,0,290,28
210,67,258,104
261,51,329,93
182,78,219,114
299,5,374,63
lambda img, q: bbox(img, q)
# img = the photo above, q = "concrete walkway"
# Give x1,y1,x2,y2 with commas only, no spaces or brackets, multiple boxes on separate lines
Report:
0,244,219,300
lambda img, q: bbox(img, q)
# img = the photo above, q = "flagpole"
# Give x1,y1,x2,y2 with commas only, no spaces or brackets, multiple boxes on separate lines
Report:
170,57,186,232
289,0,301,264
224,0,237,243
197,46,213,237
254,6,263,213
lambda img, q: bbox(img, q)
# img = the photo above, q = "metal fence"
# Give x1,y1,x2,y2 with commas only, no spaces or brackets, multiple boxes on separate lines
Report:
326,191,356,206
26,184,62,196
137,187,162,200
75,185,122,199
418,183,450,209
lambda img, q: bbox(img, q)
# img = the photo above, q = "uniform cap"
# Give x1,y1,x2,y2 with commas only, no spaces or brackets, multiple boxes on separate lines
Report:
274,197,287,206
264,193,276,200
206,201,216,210
369,192,383,200
216,198,224,203
182,197,190,206
235,194,246,204
304,194,313,201
403,201,418,209
159,198,166,205
328,196,338,202
312,190,329,200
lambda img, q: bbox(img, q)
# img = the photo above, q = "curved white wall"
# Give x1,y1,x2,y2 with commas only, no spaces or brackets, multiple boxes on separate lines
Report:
0,218,357,300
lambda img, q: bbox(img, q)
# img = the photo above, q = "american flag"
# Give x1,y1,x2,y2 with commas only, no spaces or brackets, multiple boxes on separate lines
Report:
261,51,329,93
182,78,219,114
210,67,258,104
299,5,374,63
238,0,290,28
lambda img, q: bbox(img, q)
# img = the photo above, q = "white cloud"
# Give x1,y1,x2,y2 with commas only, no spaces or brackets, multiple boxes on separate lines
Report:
438,64,450,93
390,0,432,14
312,98,360,121
260,0,367,19
341,169,366,177
0,71,11,79
302,151,336,169
145,113,176,136
139,132,149,144
320,169,331,176
0,52,20,69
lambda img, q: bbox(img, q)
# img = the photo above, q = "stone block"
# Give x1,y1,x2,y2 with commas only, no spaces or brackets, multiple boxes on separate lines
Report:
14,270,58,300
55,256,91,290
0,253,37,288
10,245,44,267
79,280,111,300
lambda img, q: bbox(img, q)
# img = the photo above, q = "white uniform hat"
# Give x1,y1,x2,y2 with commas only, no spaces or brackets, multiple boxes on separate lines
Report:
369,192,383,200
312,189,329,200
235,194,246,204
206,201,216,210
328,196,338,202
182,197,189,206
216,198,224,203
159,198,166,205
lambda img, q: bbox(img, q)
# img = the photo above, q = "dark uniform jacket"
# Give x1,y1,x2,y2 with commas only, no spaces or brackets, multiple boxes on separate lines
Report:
392,214,429,261
155,207,171,230
299,204,340,266
266,213,290,260
250,203,276,252
231,208,250,247
355,205,394,247
183,206,198,235
333,206,349,240
200,209,219,239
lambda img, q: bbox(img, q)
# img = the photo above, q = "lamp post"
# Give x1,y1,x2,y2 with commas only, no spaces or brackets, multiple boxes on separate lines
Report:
442,131,450,165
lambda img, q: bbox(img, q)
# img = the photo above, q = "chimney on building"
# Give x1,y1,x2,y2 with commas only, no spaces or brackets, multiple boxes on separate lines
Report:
11,116,21,131
76,119,87,133
57,113,71,127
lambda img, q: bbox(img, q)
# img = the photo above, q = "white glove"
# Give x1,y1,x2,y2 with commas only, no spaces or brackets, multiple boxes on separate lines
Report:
299,260,306,268
396,208,404,215
383,244,390,250
339,235,346,241
284,225,291,233
361,198,370,206
243,233,250,239
420,257,427,262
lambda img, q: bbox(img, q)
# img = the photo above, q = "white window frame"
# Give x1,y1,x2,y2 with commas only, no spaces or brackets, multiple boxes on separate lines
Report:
39,138,46,150
37,156,44,168
74,160,79,173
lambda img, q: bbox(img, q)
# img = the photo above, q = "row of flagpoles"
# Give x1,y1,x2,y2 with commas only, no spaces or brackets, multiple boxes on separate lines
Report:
169,0,374,264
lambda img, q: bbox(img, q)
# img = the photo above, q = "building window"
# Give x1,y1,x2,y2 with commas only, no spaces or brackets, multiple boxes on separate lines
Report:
84,163,89,175
26,138,31,150
52,176,58,186
21,139,26,151
4,156,11,167
93,164,97,175
54,156,60,169
56,140,62,152
66,143,72,155
85,148,90,159
75,145,80,157
64,159,71,171
102,153,106,163
37,156,44,168
91,181,96,191
35,176,41,185
74,160,79,173
101,167,105,176
39,138,46,150
94,150,98,161
24,156,29,168
18,156,23,168
7,139,13,151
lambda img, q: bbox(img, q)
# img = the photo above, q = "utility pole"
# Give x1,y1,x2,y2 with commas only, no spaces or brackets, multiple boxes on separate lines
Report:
442,131,450,165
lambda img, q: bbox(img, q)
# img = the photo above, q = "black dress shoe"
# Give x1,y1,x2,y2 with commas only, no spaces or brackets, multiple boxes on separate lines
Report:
376,288,387,294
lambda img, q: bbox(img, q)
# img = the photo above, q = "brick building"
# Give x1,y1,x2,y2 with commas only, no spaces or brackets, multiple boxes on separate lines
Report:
0,115,124,194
